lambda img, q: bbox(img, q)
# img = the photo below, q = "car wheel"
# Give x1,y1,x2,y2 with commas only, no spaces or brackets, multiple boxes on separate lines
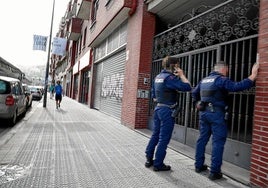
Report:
9,111,17,126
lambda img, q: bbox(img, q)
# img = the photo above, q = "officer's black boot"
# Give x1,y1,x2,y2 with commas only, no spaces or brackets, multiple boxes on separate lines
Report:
145,157,153,168
208,172,223,180
153,164,171,171
195,164,208,173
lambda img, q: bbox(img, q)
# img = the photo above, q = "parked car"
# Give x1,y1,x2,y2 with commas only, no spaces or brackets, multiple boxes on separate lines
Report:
0,76,27,126
22,84,33,109
29,86,42,101
36,86,44,95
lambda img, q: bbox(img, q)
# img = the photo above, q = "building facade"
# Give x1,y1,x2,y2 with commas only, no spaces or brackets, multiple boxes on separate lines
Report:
0,56,24,80
50,0,267,187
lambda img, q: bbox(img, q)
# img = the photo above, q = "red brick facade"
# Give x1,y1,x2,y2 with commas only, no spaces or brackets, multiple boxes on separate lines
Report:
250,0,268,187
121,0,155,129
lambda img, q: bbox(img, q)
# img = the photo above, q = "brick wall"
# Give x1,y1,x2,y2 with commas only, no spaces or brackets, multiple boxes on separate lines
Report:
250,0,268,187
121,0,156,129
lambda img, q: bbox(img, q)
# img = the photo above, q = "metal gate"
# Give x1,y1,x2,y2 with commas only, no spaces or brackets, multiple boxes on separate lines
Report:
93,50,126,119
150,0,259,169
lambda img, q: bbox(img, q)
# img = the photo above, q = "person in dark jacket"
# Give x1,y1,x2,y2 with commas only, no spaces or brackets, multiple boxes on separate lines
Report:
145,56,191,171
191,61,259,180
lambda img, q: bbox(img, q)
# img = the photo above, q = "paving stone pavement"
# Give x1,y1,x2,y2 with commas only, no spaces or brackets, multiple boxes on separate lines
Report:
0,95,250,188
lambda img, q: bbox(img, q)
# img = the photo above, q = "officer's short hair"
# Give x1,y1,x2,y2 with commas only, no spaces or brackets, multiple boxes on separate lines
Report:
214,61,227,71
162,56,178,69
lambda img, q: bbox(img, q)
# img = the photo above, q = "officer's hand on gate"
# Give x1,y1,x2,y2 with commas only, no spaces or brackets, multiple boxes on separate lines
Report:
252,62,259,74
249,62,259,81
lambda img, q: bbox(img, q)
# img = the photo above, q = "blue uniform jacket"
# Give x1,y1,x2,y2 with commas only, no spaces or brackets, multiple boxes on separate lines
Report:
152,69,191,105
192,71,254,108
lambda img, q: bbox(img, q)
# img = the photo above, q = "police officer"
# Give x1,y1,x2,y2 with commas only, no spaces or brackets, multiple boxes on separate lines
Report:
145,56,191,171
192,61,259,180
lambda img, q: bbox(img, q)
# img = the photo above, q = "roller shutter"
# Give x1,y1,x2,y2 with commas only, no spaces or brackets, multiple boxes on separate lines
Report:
93,49,126,119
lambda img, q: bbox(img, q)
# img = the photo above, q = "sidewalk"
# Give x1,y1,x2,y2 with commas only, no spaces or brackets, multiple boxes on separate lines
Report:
0,95,250,188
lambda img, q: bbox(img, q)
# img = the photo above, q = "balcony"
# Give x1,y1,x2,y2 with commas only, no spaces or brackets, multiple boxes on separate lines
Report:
67,17,82,41
76,0,91,20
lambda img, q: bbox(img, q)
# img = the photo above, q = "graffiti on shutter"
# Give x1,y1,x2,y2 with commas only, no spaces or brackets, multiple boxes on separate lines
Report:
101,73,124,100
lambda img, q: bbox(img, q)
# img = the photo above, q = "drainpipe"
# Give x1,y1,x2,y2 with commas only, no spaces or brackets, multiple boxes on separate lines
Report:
128,0,137,16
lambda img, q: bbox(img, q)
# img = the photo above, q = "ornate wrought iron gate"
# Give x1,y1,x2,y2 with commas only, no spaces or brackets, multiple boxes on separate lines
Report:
150,0,259,169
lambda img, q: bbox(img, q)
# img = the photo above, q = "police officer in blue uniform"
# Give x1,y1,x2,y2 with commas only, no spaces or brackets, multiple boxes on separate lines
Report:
145,56,191,171
192,61,259,180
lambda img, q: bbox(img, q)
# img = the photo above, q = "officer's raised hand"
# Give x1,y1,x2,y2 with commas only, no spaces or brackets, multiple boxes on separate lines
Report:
248,62,259,81
174,66,191,85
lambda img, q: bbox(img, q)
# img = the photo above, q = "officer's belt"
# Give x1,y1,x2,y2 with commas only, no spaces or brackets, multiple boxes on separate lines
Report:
157,103,177,108
204,103,225,112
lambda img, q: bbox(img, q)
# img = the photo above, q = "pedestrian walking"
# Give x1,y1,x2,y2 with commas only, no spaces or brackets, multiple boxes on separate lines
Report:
55,80,63,109
145,56,191,171
49,83,55,99
191,61,259,180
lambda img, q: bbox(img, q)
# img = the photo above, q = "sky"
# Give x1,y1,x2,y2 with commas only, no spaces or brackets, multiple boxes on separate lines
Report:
0,0,70,69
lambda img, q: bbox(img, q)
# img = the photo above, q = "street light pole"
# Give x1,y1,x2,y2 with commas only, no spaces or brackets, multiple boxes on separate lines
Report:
43,0,55,108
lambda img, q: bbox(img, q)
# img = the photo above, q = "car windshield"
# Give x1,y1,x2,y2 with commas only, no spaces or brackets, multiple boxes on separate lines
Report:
30,87,39,92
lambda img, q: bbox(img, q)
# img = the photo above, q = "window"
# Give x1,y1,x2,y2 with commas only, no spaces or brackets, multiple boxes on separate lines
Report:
17,83,23,95
69,46,73,65
11,83,19,95
0,81,9,94
91,0,99,23
95,22,127,61
83,27,87,48
105,0,112,7
79,36,82,53
75,42,79,58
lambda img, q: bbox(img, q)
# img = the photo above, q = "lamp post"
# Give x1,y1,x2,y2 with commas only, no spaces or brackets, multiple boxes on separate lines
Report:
43,0,55,108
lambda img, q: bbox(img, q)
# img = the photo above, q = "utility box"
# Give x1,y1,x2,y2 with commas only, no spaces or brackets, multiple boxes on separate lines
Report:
137,89,149,99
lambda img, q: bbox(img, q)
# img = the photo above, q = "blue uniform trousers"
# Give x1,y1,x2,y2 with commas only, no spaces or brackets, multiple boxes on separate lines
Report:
145,106,174,168
195,110,227,174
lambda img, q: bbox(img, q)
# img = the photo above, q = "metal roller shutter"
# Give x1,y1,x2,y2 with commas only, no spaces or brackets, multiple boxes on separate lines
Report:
93,63,102,110
93,49,126,119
